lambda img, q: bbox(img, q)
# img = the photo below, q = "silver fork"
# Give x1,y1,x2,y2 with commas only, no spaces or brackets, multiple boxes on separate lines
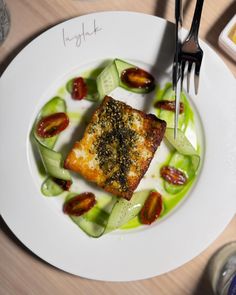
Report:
181,0,204,95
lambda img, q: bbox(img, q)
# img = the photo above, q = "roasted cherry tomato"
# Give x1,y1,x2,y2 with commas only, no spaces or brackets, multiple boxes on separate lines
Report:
72,77,88,100
160,166,187,185
154,100,184,114
36,112,69,138
63,192,96,216
140,191,163,225
53,178,72,191
121,67,155,90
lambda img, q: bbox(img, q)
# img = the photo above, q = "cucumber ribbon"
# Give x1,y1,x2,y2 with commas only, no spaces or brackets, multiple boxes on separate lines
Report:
165,128,200,171
67,190,151,238
155,83,200,194
33,97,71,196
155,82,192,132
163,128,200,194
97,58,154,99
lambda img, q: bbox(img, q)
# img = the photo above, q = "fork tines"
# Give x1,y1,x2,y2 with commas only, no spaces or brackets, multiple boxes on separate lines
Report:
180,0,204,95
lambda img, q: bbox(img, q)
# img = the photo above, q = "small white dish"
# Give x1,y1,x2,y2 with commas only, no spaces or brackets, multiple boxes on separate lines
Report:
219,14,236,61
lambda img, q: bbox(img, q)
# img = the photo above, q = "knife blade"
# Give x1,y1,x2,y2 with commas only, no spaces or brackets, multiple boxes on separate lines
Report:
173,0,183,138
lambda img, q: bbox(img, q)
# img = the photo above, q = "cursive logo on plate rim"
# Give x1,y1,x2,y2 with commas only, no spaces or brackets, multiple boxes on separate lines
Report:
62,19,102,48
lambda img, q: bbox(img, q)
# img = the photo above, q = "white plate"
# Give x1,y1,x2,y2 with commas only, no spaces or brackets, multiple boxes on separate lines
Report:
0,12,236,282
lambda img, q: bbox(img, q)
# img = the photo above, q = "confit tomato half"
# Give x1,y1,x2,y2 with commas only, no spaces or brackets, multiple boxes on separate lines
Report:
63,192,96,216
160,166,187,185
154,100,184,114
140,191,163,225
36,112,69,138
53,178,72,191
72,77,88,100
121,67,155,91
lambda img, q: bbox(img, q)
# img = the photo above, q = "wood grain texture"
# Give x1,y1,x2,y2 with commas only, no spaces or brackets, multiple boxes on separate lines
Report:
0,0,236,294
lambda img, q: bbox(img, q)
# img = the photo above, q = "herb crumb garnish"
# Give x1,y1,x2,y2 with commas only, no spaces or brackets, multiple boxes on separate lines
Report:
95,99,138,192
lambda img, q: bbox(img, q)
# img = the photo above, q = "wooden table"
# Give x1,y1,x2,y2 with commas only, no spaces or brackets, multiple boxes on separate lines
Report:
1,1,235,294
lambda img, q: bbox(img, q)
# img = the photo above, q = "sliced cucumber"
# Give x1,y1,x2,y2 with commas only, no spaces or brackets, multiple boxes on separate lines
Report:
34,97,66,149
37,141,71,181
83,206,109,227
66,191,151,237
97,59,155,99
96,60,120,99
72,206,110,238
70,216,105,238
33,96,71,196
105,190,151,233
163,128,200,194
165,128,200,171
41,177,64,196
115,58,135,74
65,193,112,238
115,59,154,94
154,83,191,131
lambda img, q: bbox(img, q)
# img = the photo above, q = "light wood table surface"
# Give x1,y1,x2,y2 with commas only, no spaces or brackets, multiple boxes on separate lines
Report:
1,1,235,294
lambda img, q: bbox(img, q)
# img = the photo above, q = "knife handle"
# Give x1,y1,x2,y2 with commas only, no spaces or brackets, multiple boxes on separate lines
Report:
189,0,204,40
175,0,183,24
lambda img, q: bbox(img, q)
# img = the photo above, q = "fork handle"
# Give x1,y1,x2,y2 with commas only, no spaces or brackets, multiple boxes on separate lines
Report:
189,0,204,40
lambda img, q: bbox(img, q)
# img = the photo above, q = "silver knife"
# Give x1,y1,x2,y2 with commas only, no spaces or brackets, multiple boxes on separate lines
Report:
173,0,183,138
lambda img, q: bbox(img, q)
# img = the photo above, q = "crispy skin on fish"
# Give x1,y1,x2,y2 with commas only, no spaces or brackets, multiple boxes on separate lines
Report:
64,96,166,200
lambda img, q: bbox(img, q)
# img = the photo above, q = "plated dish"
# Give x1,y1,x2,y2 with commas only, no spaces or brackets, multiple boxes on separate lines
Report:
0,12,236,281
31,57,201,238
